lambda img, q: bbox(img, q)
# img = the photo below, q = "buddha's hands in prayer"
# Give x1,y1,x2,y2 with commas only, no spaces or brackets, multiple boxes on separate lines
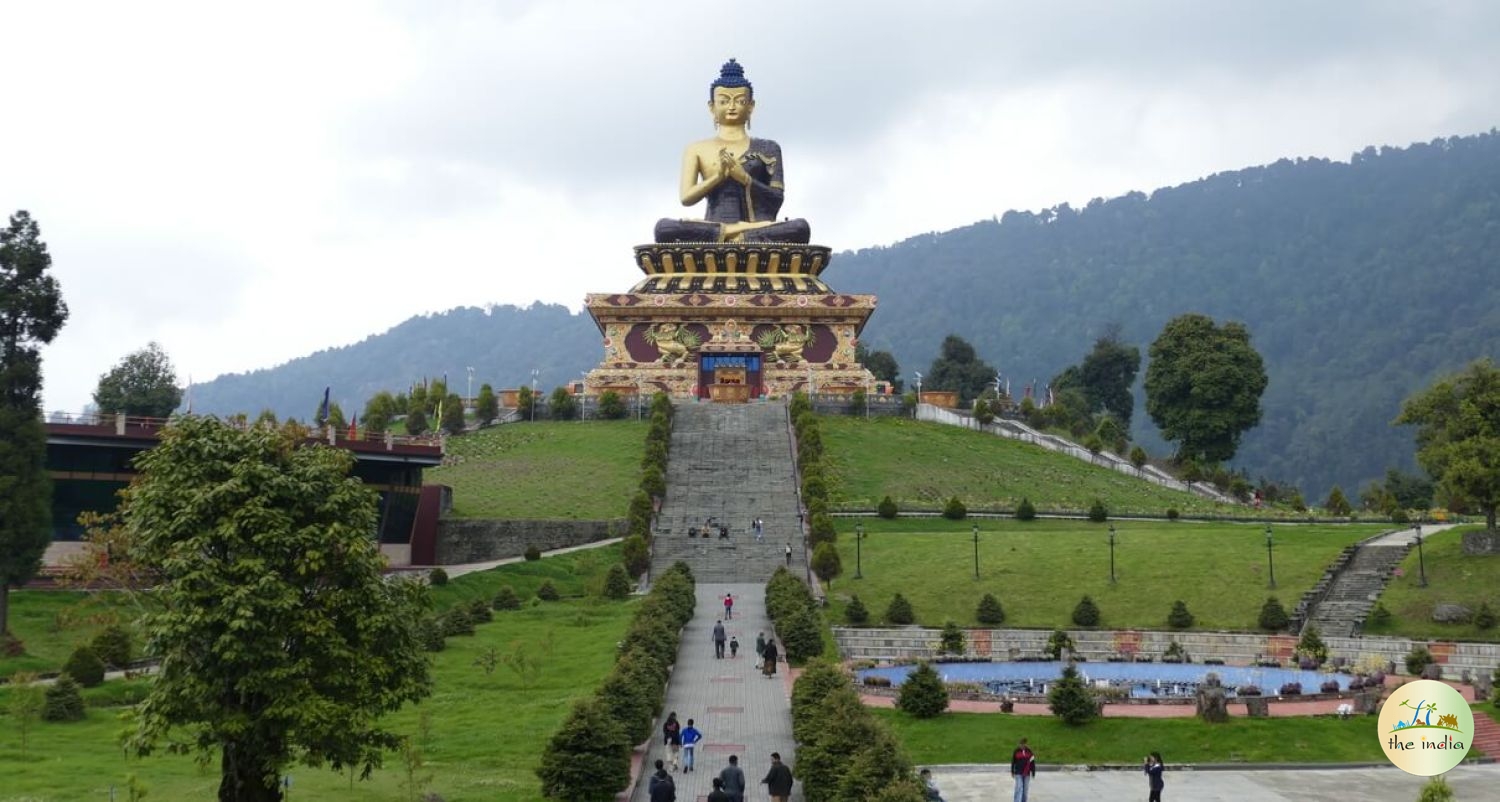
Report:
719,149,751,186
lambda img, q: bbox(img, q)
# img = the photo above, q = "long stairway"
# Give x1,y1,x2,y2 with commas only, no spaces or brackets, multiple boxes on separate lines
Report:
1301,541,1412,638
650,402,807,583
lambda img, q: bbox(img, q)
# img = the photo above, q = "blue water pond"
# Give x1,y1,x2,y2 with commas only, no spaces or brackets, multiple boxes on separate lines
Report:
857,661,1345,698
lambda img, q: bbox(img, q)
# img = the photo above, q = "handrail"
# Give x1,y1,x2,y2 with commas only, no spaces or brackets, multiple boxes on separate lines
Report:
45,411,444,450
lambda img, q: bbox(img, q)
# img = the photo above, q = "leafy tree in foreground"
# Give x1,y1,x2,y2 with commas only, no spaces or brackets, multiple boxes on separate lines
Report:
122,416,431,801
92,341,183,418
1144,313,1267,464
1396,359,1500,529
0,210,69,639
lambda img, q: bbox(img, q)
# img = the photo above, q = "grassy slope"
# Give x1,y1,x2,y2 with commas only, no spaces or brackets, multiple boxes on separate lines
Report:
820,416,1227,515
826,518,1386,631
874,708,1384,764
1364,525,1500,642
0,591,142,680
427,421,645,519
0,550,633,802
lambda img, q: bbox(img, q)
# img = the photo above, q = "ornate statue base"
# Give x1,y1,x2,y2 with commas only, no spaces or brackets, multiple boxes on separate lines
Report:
584,243,877,400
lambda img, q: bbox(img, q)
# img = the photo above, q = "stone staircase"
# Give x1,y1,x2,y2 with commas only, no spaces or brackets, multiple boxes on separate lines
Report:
649,402,808,583
1300,542,1412,638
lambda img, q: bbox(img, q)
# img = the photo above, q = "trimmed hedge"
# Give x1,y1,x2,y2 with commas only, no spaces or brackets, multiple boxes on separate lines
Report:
792,663,923,800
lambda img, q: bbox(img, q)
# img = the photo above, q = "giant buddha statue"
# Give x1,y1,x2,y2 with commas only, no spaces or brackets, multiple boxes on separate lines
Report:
654,59,812,244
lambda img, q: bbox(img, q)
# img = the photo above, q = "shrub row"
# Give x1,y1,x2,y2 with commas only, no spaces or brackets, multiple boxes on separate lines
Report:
623,393,675,578
765,567,825,663
537,562,696,800
791,661,928,802
843,594,1296,632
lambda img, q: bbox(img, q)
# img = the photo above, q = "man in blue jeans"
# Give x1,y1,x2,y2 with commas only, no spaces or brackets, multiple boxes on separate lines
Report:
1010,737,1036,802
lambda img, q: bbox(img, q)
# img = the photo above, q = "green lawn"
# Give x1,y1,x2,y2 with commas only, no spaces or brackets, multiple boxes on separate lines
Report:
826,518,1387,631
874,708,1385,764
0,590,144,680
0,557,636,801
427,421,646,519
820,416,1231,515
1365,526,1500,642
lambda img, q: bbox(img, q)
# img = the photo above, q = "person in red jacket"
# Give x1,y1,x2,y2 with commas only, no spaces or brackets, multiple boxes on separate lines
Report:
1010,737,1036,802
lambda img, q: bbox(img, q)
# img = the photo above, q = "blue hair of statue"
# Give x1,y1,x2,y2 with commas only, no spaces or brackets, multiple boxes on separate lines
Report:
710,58,753,100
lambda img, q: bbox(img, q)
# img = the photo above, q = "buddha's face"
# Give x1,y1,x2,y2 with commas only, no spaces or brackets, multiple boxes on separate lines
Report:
709,86,754,126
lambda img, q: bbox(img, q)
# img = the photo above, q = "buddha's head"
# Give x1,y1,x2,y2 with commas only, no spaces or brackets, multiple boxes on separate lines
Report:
709,58,754,126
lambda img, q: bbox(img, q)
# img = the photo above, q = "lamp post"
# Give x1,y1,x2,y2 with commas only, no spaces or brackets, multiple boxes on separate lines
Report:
636,375,643,421
855,521,864,579
865,378,872,419
972,523,980,580
530,369,539,423
1108,524,1117,584
576,378,587,422
913,372,923,418
1265,524,1276,589
1414,523,1428,587
466,366,475,408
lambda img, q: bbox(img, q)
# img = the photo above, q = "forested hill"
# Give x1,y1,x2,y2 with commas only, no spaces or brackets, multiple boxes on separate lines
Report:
190,131,1500,501
840,131,1500,500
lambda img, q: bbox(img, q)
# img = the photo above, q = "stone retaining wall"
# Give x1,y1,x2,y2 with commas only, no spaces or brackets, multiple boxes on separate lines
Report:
1462,529,1500,555
834,626,1500,679
434,518,625,564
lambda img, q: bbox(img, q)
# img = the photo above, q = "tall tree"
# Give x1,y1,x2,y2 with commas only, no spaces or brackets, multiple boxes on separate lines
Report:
925,335,998,403
439,392,465,435
856,343,902,391
475,383,499,426
92,342,183,418
1145,314,1267,464
1077,328,1141,426
0,211,68,639
1396,359,1500,529
122,416,431,801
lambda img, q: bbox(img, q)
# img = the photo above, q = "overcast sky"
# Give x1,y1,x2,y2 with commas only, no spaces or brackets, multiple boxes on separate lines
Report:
4,0,1497,413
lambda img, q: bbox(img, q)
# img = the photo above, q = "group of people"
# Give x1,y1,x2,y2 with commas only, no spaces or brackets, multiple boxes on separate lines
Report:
710,620,780,677
647,743,795,802
1000,738,1166,802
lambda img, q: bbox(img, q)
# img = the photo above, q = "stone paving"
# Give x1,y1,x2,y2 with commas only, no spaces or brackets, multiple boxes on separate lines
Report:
629,582,803,802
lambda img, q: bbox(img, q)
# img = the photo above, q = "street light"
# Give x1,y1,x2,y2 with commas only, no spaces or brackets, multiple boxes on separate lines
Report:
1108,524,1117,584
865,378,872,420
855,521,865,579
972,523,980,580
530,369,539,423
466,366,475,407
635,375,644,421
913,372,923,418
1265,524,1276,589
1414,523,1428,587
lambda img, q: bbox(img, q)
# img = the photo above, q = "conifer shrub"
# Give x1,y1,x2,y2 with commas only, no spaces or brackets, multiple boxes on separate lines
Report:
1325,485,1352,516
537,580,561,601
468,598,494,624
779,605,826,663
1296,625,1329,667
1166,507,1180,521
418,617,446,651
942,496,967,520
845,594,870,625
525,544,543,561
628,490,654,539
493,585,522,610
536,697,632,800
1014,497,1036,521
1072,596,1101,627
665,560,695,584
441,607,475,637
1045,629,1074,660
64,645,107,687
621,535,650,578
640,465,666,499
811,541,842,586
1047,662,1097,726
427,566,449,586
596,648,665,744
1405,644,1435,676
1258,596,1290,631
939,621,965,655
809,512,838,546
91,624,132,668
1129,445,1148,468
790,660,851,742
976,593,1006,625
896,661,949,718
1476,602,1497,630
1087,499,1108,522
603,564,632,599
877,495,899,519
43,674,86,722
1167,600,1195,630
885,593,915,625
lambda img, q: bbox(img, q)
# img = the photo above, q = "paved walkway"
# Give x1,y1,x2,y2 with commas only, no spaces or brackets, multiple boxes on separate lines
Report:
1363,523,1457,547
424,537,622,579
630,582,803,802
925,762,1500,800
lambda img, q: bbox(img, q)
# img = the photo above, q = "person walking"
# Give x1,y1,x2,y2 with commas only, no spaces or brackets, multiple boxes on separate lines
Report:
784,542,792,566
663,711,682,771
724,592,734,620
718,755,747,802
754,632,766,668
680,718,702,773
919,768,946,801
760,638,779,677
729,635,740,658
1010,737,1036,802
712,620,727,659
761,751,795,802
706,777,732,802
1143,751,1165,802
648,759,676,802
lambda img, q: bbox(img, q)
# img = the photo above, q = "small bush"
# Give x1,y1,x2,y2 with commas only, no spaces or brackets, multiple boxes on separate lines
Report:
1258,596,1290,631
942,496,967,520
1,632,23,657
441,608,476,637
1166,507,1180,521
493,585,522,610
1163,641,1190,663
1167,600,1195,630
877,495,899,519
1279,682,1303,696
524,544,542,561
418,617,447,651
1072,596,1101,627
468,598,494,623
939,621,965,655
1320,680,1340,694
604,564,632,599
1296,626,1329,667
1045,629,1074,660
92,625,132,668
885,593,915,625
1087,499,1108,522
1048,662,1097,726
621,534,651,577
896,661,950,718
1238,684,1261,696
1419,776,1455,802
845,594,870,625
1405,644,1435,676
428,567,449,586
537,580,561,601
778,604,827,663
809,512,838,546
1015,497,1036,521
63,646,107,687
1325,485,1352,516
976,593,1006,625
43,675,86,722
1476,602,1497,630
862,675,891,688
